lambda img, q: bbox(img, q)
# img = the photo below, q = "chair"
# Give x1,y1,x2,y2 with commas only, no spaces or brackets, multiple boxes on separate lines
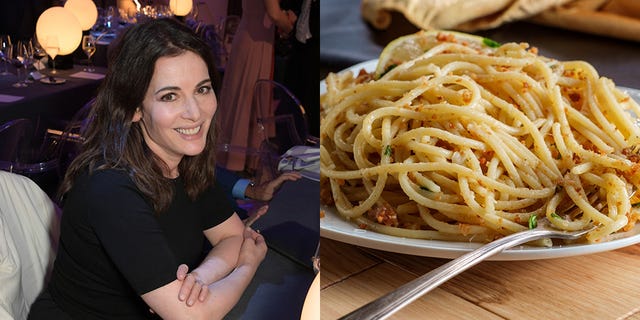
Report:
0,98,93,201
252,79,319,182
0,170,60,319
254,79,318,152
0,118,34,172
41,97,93,179
0,118,62,199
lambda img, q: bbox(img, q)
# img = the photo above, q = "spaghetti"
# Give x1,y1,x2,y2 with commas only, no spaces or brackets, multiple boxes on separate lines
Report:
320,30,640,244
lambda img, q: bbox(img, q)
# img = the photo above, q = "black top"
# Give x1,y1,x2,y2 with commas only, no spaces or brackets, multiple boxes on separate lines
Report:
29,169,234,319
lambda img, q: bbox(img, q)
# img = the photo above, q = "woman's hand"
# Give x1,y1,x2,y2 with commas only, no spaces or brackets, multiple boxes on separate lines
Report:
286,9,298,25
238,227,267,269
277,9,297,36
176,264,209,306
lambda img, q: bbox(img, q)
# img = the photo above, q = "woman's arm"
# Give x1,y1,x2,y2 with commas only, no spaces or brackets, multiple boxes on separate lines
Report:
176,213,245,305
142,228,267,319
197,213,245,283
264,0,297,34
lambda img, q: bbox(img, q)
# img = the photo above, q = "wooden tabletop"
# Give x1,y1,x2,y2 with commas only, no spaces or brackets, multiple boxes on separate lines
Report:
320,237,640,319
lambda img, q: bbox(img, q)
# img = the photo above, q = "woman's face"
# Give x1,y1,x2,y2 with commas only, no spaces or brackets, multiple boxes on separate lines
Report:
134,51,216,175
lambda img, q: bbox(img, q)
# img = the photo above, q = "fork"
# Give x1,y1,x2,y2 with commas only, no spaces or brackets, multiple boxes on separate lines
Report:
338,219,595,320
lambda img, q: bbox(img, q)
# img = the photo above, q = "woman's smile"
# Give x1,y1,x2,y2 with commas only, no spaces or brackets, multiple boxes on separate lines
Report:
175,124,202,136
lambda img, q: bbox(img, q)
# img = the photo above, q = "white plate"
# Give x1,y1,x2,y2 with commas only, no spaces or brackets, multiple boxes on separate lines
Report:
40,77,66,85
320,59,640,260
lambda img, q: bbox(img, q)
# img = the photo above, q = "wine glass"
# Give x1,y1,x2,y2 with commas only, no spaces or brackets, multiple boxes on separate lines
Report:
0,35,12,75
82,35,96,72
10,42,27,87
22,40,34,84
31,37,47,69
29,37,46,72
43,35,59,74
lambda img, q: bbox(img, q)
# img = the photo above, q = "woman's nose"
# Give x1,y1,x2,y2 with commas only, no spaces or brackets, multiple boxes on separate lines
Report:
182,97,201,119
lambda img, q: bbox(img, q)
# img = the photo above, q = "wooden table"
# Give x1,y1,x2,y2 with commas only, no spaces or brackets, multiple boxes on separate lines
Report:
321,237,640,319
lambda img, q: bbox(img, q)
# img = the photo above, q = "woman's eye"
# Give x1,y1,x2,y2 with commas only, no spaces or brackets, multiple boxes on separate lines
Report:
197,85,212,95
160,93,177,101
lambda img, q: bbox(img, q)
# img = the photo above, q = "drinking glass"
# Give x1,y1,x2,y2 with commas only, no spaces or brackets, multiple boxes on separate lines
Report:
82,35,96,72
10,42,27,87
22,40,34,84
31,37,47,69
0,35,12,75
44,35,59,74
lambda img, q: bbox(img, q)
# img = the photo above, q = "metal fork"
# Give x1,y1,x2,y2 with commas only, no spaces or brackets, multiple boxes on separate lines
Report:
338,219,595,320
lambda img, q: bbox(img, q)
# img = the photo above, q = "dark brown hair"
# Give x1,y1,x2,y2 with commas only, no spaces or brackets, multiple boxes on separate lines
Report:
58,18,221,213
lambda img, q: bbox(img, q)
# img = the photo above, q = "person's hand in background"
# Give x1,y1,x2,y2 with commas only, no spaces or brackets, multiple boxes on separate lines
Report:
246,171,302,201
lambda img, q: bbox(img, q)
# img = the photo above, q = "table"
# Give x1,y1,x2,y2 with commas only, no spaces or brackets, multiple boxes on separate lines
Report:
0,64,106,203
0,64,106,139
226,177,319,319
320,1,640,319
322,238,640,319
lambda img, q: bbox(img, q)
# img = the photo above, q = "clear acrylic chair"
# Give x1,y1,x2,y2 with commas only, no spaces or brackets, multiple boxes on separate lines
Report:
41,97,93,179
252,79,318,183
0,118,60,198
0,118,34,172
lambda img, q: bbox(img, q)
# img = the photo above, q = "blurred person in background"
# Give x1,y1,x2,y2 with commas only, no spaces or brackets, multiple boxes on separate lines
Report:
216,0,297,174
278,0,319,137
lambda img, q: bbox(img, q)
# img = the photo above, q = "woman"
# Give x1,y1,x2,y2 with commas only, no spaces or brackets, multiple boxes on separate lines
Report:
216,0,297,172
28,18,266,319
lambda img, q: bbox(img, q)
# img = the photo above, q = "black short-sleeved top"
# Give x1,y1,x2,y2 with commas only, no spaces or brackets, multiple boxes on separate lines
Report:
29,169,234,319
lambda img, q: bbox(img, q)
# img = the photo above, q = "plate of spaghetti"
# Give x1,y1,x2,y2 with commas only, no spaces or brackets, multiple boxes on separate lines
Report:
319,30,640,260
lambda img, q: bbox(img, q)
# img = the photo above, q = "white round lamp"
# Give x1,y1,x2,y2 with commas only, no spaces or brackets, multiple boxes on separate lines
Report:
169,0,193,16
64,0,99,31
36,7,83,56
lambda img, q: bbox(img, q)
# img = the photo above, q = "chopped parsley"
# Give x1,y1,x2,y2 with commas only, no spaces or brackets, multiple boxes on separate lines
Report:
550,212,562,219
482,37,500,48
383,145,392,156
378,64,397,78
528,214,537,229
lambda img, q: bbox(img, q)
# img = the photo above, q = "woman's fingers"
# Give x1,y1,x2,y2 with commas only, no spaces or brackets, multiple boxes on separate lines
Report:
244,205,268,227
198,284,210,302
176,264,189,281
178,272,195,301
254,231,266,246
186,275,205,306
238,227,268,266
244,226,255,239
179,272,208,306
